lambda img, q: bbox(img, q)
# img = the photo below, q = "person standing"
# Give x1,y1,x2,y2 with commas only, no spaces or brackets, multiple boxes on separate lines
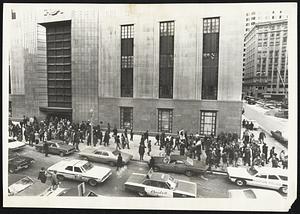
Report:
130,128,133,141
262,143,268,162
104,130,110,147
149,156,155,170
115,135,121,150
267,146,275,163
139,142,145,161
147,140,152,156
34,131,40,144
154,133,160,146
107,123,111,134
43,141,49,157
144,130,149,144
113,125,118,138
37,167,47,183
116,153,123,171
258,131,266,144
271,153,280,168
50,171,59,190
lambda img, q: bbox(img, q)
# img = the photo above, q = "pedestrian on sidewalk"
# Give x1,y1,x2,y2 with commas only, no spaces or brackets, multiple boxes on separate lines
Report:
113,125,118,138
107,123,111,134
262,142,268,162
104,130,110,147
149,156,155,170
121,134,126,149
125,134,130,149
147,140,152,156
50,170,59,190
34,131,40,144
271,153,280,168
115,135,121,150
279,150,286,164
116,153,123,171
154,133,160,146
43,141,49,157
37,167,47,183
258,131,266,144
139,142,145,161
144,130,149,144
267,146,275,163
130,128,133,141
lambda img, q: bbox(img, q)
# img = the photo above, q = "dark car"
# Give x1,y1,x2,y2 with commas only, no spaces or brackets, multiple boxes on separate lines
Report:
151,155,208,177
8,152,35,174
271,130,288,145
247,98,256,105
35,140,76,157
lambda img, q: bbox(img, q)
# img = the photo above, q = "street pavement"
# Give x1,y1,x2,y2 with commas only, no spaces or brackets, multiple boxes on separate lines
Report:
243,101,288,140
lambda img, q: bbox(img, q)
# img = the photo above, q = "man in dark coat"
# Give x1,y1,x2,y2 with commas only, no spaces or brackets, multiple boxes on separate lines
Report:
262,142,268,162
38,167,47,183
139,143,145,161
104,131,110,147
116,153,123,171
43,141,49,157
130,128,133,141
259,131,266,144
149,156,155,170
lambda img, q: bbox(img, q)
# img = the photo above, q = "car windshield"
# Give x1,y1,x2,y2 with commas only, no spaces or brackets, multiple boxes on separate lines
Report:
82,162,94,171
247,167,258,176
243,189,256,199
279,175,288,181
167,176,177,190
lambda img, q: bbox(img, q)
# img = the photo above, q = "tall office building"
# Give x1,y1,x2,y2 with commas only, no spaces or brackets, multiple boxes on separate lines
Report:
8,5,243,136
244,19,288,100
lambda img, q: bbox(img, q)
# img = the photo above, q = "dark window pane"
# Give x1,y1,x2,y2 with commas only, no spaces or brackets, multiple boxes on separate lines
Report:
200,111,217,136
120,107,133,129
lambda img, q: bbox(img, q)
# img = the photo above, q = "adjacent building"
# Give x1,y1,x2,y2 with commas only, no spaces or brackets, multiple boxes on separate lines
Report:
244,19,288,100
8,5,243,136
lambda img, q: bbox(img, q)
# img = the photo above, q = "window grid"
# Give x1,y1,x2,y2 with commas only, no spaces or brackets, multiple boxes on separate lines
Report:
120,107,133,129
158,109,173,133
121,25,134,39
203,18,220,34
200,111,217,136
46,21,72,108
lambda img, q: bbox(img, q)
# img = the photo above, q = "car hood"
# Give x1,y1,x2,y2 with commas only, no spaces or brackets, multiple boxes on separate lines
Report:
86,166,112,179
175,180,197,197
8,141,26,149
227,167,252,178
10,156,34,164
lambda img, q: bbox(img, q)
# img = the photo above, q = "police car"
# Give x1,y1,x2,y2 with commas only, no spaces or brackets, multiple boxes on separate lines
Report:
227,166,288,194
47,159,112,186
124,169,197,198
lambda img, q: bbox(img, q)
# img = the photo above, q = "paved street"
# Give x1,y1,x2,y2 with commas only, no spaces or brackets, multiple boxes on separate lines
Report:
11,144,243,198
243,102,288,140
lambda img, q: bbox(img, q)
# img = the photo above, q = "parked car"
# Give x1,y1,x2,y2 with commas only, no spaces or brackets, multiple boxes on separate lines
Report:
228,188,285,199
8,175,49,196
47,159,112,186
78,147,133,166
40,183,99,197
8,151,35,173
247,98,256,105
8,137,26,151
35,140,76,157
151,154,207,177
124,169,197,198
227,166,288,194
271,130,288,145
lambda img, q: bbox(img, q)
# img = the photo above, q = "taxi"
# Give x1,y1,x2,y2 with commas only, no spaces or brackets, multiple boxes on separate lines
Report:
227,166,288,194
124,169,197,198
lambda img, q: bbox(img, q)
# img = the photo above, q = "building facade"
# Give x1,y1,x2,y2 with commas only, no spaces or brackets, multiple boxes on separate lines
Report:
242,9,288,94
8,5,243,136
244,19,288,100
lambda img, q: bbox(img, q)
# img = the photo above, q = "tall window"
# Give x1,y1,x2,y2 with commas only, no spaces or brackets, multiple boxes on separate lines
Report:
202,17,220,100
200,111,217,136
159,21,174,98
121,25,134,97
158,109,173,133
45,21,72,108
120,107,133,129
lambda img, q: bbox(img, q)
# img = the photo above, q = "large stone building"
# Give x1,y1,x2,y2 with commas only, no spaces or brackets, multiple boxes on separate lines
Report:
244,19,288,100
8,4,243,136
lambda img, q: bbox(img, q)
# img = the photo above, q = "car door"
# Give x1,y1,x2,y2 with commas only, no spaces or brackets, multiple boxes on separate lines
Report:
101,151,110,163
267,174,282,190
161,160,175,172
252,173,268,187
49,143,58,154
144,180,163,197
73,166,83,181
64,166,75,179
174,161,186,173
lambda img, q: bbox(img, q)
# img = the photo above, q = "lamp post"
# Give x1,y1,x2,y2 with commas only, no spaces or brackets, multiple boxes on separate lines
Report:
90,108,94,147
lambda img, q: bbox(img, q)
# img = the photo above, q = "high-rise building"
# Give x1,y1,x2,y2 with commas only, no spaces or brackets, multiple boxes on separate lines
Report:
242,9,288,94
8,5,243,136
244,19,288,100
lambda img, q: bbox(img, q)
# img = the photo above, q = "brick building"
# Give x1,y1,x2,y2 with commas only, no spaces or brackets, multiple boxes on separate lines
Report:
8,4,243,136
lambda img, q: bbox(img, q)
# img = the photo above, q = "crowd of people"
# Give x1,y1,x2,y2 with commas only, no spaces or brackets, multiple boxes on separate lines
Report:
8,115,288,171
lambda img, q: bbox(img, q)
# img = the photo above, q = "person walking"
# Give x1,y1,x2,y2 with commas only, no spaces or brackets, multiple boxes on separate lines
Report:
34,131,40,144
138,142,145,161
258,131,266,144
147,140,152,156
130,128,133,141
115,135,121,150
43,141,49,157
262,142,268,162
104,130,110,147
149,156,155,170
154,133,160,146
267,146,275,164
116,153,123,171
121,134,126,149
271,153,280,168
144,130,149,144
37,167,47,183
50,170,59,190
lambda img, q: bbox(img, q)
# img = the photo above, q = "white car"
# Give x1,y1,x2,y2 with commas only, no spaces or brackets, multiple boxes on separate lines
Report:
227,166,288,194
8,137,26,151
228,188,285,199
47,159,112,186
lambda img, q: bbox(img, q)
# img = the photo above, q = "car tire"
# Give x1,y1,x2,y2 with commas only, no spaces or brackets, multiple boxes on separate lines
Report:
235,179,246,186
138,191,146,197
153,166,160,172
59,152,64,157
88,179,98,187
109,162,115,167
279,186,288,194
185,170,193,177
57,174,65,181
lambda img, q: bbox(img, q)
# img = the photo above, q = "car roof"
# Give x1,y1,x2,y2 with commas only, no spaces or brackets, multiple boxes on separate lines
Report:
256,167,288,176
58,159,88,168
149,172,170,182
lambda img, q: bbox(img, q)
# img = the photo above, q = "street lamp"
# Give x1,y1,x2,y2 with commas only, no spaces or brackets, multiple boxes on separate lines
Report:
90,108,94,147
